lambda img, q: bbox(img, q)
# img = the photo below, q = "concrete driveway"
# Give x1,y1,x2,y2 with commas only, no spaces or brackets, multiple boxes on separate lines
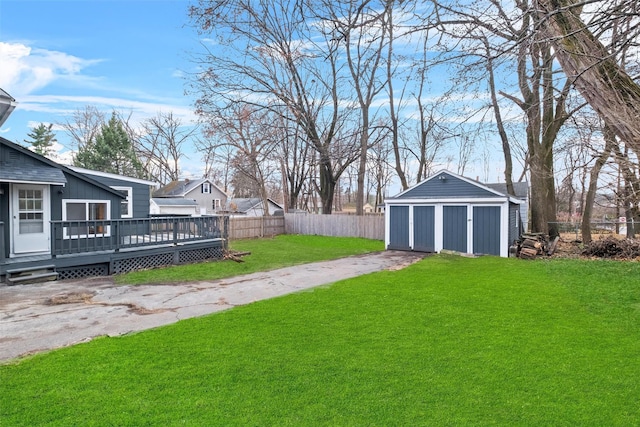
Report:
0,251,426,362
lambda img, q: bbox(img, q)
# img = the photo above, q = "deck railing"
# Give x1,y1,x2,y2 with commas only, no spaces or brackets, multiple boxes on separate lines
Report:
50,215,228,256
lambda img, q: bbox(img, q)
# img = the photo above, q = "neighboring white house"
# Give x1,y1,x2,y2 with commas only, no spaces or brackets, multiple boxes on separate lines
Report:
150,198,199,216
225,198,284,217
152,178,228,216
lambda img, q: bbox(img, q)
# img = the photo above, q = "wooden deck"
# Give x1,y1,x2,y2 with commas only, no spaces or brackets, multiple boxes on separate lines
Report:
1,216,229,283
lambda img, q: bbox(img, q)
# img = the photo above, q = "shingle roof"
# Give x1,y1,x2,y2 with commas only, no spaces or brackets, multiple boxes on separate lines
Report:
0,162,67,185
485,182,529,199
153,178,206,197
229,198,262,212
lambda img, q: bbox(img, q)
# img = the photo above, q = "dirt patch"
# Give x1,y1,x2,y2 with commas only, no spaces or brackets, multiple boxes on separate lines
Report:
125,304,166,315
45,292,95,305
44,291,164,315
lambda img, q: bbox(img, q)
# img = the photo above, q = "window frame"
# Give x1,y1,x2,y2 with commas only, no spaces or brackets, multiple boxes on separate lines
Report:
61,199,111,239
111,186,133,218
202,182,211,194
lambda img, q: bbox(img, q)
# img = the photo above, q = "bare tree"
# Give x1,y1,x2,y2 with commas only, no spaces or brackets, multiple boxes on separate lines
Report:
201,104,279,215
137,112,197,185
276,117,312,211
534,0,640,150
196,137,235,194
188,0,360,213
428,0,581,233
60,105,105,154
325,0,389,215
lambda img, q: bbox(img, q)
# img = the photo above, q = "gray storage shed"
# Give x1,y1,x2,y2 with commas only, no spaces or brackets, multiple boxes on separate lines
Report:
384,170,523,257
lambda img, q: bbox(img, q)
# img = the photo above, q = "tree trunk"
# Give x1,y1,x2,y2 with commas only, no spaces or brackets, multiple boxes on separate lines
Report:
581,125,614,243
484,38,515,196
356,114,369,216
318,154,336,214
535,0,640,150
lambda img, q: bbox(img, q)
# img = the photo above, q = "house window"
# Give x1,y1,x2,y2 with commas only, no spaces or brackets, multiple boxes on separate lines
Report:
18,189,44,234
213,199,221,210
112,186,133,218
62,199,111,238
202,182,211,194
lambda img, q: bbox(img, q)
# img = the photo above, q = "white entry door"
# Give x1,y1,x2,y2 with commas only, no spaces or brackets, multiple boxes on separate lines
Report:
11,184,51,255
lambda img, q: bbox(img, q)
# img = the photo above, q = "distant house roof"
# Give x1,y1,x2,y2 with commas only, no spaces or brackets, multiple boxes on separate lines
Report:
153,178,225,197
68,166,159,188
151,198,198,207
484,182,529,199
227,197,283,213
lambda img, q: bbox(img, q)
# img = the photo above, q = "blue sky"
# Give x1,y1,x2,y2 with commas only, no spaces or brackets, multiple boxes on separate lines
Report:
0,0,202,171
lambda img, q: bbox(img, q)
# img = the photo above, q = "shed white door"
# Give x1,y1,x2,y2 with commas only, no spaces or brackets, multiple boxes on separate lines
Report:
11,184,51,255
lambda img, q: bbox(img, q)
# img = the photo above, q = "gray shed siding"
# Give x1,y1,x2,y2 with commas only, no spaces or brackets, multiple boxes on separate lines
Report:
388,205,410,250
473,206,501,256
413,206,435,252
396,172,497,200
385,170,523,258
442,206,467,252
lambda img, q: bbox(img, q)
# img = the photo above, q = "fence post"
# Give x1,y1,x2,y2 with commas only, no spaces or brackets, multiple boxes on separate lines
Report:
223,215,229,250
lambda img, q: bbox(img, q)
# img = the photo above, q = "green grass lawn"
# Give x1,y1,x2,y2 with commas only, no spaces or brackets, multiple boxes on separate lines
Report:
117,234,385,285
2,252,640,425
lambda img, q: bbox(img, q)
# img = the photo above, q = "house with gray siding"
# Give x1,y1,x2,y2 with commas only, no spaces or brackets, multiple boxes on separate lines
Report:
0,137,127,259
0,91,225,284
67,166,158,219
384,170,523,257
153,178,228,215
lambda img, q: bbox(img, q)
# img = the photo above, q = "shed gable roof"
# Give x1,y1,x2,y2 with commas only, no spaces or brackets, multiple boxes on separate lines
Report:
390,170,520,202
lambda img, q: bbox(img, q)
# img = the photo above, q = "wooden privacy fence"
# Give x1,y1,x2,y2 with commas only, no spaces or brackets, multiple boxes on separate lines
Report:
224,213,385,241
225,216,286,239
285,213,384,240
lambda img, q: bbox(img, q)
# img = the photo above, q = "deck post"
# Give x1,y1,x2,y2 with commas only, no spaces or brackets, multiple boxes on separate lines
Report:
50,222,57,258
173,218,178,244
114,220,120,252
0,221,5,260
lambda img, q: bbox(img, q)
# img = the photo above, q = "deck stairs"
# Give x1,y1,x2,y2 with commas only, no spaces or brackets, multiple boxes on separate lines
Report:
5,264,58,285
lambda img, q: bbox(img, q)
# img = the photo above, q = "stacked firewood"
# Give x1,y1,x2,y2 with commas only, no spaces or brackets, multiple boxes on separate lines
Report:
515,233,560,259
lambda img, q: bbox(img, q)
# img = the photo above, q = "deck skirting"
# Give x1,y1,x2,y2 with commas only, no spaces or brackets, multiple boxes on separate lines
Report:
1,239,225,284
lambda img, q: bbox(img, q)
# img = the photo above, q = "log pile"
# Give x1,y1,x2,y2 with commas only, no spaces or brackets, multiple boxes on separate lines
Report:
223,250,251,262
581,236,640,259
514,233,560,259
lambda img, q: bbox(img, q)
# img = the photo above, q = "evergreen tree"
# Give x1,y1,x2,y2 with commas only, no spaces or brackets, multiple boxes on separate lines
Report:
74,112,145,178
25,123,56,157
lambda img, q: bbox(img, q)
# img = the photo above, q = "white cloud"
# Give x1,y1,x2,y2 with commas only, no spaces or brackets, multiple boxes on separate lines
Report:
19,94,198,124
0,41,102,97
